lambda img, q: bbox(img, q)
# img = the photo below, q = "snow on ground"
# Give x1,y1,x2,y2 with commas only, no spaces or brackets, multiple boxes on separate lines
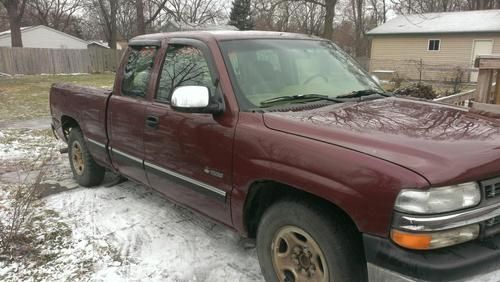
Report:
45,181,262,282
0,122,263,282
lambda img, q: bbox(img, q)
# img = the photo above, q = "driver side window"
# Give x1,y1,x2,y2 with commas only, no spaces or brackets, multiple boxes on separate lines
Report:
156,44,214,102
122,46,157,98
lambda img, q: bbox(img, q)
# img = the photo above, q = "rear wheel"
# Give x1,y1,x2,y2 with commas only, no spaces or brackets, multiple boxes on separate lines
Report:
68,127,105,187
256,200,367,282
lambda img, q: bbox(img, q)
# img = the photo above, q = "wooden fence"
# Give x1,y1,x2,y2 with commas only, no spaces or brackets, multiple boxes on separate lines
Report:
434,89,475,107
0,47,124,75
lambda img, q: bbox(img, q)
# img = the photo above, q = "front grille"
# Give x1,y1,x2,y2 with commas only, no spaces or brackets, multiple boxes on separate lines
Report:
485,215,500,227
483,215,500,238
481,176,500,199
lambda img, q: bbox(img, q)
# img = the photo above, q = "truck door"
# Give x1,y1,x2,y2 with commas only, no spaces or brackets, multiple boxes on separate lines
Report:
108,45,158,184
143,40,236,225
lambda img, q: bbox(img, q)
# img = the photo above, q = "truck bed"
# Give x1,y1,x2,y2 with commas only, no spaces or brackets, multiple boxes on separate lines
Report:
50,83,112,167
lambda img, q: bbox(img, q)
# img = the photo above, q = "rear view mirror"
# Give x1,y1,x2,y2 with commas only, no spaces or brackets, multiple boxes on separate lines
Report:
371,75,382,87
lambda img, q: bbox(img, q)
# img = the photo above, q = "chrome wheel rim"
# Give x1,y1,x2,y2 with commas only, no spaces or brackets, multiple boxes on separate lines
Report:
71,140,85,176
271,225,329,282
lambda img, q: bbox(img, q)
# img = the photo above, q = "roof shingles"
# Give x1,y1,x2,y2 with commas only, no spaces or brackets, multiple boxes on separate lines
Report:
367,10,500,35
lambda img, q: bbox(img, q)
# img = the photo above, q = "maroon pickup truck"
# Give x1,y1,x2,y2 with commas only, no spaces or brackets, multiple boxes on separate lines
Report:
50,31,500,282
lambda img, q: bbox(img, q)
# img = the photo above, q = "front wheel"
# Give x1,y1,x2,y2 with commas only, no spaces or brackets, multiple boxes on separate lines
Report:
256,200,367,282
67,127,105,187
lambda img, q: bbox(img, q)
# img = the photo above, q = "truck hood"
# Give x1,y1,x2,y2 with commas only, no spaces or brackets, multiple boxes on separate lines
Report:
263,97,500,186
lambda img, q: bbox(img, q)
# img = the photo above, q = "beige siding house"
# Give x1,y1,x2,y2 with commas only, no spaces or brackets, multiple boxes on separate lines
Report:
367,10,500,82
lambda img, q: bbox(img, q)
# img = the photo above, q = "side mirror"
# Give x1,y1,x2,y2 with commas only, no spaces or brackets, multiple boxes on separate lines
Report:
371,75,382,87
170,86,223,114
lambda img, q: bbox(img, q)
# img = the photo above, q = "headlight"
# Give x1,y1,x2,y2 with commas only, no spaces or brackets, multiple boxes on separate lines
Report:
395,182,481,214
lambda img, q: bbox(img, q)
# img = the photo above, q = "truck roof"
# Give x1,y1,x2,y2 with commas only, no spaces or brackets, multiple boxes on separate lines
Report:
129,30,321,46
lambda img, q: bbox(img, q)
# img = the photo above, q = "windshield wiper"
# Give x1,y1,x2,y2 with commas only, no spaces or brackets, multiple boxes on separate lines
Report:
336,89,391,99
260,94,342,107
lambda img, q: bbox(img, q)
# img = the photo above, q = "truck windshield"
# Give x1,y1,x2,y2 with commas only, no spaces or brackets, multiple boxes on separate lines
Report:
219,39,381,110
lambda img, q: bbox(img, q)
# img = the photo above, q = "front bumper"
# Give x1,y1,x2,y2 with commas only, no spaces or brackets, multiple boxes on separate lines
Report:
367,262,500,282
364,234,500,282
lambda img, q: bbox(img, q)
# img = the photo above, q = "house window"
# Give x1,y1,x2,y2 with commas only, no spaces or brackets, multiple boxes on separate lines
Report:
428,39,440,51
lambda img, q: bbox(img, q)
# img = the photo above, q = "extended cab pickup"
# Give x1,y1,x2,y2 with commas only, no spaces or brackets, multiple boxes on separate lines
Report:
50,31,500,282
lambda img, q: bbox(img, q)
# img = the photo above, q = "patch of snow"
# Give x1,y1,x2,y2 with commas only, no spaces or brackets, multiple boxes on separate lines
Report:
1,127,263,281
0,141,37,160
0,128,57,161
372,70,395,73
40,73,90,76
44,180,263,281
0,118,51,130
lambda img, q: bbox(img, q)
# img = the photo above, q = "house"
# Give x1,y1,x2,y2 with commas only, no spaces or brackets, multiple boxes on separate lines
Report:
0,25,88,49
88,40,128,50
117,41,128,50
367,10,500,82
87,41,110,49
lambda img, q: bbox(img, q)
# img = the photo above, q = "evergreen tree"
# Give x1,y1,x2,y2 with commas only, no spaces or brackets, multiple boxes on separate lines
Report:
228,0,254,30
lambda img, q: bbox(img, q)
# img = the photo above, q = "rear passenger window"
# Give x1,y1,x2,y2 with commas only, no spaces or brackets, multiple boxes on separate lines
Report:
156,45,214,102
122,46,157,97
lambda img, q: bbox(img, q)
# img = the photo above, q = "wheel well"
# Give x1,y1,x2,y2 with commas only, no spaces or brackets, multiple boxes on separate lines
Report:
243,181,359,238
61,115,79,140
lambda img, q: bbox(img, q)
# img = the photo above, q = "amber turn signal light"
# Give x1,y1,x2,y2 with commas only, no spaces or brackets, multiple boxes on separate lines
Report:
391,229,432,250
391,224,480,250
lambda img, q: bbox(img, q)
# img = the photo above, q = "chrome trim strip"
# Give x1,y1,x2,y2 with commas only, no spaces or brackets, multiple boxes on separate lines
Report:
110,147,143,164
87,138,106,149
393,201,500,232
144,161,226,197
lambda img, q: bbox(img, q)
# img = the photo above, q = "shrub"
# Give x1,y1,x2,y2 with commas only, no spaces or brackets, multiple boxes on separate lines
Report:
451,67,465,94
390,72,404,89
0,151,54,256
393,82,437,100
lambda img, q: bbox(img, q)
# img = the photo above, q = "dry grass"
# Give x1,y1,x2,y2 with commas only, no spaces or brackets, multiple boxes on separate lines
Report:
0,73,115,122
0,149,55,256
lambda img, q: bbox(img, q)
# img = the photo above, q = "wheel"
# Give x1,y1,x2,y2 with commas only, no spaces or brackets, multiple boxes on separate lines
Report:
256,200,367,282
67,127,105,187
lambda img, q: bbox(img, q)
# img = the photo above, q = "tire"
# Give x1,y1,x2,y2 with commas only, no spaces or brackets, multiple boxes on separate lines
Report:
256,200,367,282
67,127,105,187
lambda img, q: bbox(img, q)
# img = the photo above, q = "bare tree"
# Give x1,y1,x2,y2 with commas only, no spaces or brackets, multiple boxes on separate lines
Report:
322,0,336,39
478,0,487,9
162,0,226,26
136,0,168,35
0,6,9,29
350,0,364,56
29,0,82,32
93,0,118,48
0,0,27,47
290,0,337,39
117,0,137,39
391,0,498,14
368,0,387,23
253,0,337,39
